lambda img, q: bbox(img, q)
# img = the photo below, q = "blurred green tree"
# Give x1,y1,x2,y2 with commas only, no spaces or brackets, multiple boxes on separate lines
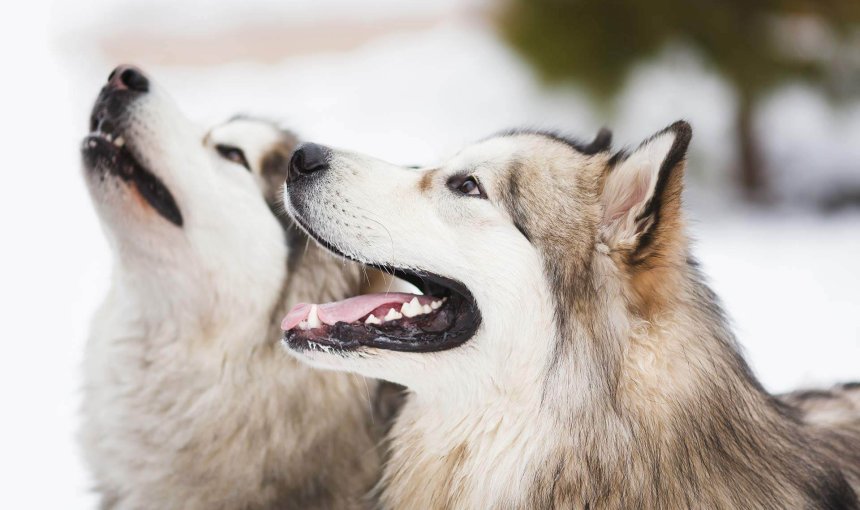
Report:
499,0,860,201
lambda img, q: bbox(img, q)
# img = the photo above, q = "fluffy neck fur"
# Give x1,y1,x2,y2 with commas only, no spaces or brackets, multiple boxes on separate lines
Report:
81,237,382,510
378,243,859,510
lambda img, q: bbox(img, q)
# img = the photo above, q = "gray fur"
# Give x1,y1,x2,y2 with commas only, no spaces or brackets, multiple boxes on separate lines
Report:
497,126,860,508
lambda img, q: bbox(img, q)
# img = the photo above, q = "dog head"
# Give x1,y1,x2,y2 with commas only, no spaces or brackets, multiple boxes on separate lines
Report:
281,123,692,394
81,66,298,329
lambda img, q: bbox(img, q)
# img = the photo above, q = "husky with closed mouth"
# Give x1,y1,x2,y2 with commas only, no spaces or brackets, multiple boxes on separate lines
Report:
281,124,860,509
79,66,387,510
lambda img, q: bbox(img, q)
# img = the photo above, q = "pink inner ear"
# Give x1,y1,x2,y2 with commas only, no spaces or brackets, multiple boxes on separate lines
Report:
603,168,651,224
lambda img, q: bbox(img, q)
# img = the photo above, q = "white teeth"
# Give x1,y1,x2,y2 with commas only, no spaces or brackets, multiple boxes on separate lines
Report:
363,297,446,325
105,133,113,142
88,140,97,148
113,136,125,147
307,305,321,328
400,297,423,318
383,308,403,322
298,305,323,330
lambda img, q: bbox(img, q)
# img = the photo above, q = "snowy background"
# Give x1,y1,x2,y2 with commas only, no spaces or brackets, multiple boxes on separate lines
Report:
1,0,858,507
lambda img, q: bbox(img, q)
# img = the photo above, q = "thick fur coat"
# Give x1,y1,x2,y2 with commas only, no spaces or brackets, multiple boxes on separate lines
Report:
79,68,386,510
282,123,860,509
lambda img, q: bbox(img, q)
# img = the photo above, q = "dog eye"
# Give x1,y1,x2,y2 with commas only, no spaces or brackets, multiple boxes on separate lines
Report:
447,175,487,199
215,144,250,171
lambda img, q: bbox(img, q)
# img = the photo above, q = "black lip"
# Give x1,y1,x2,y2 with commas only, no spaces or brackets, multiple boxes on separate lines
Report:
81,86,183,227
283,194,482,353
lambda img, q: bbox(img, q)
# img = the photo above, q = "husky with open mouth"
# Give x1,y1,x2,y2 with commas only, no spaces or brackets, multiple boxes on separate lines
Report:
282,125,860,509
79,66,386,510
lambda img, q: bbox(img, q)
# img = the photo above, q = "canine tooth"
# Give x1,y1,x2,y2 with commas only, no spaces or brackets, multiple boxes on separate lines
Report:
365,314,381,325
383,308,402,322
113,136,125,147
307,305,321,328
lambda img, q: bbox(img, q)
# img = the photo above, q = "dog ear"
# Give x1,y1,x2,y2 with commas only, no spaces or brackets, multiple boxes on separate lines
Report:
599,121,692,257
583,127,613,154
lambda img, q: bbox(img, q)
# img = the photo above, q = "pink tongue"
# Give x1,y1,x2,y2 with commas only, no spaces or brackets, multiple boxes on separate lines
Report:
281,293,433,330
282,303,312,331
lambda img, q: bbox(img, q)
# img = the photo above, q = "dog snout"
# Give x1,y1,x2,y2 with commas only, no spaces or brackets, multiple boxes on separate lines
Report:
289,143,331,182
107,65,149,93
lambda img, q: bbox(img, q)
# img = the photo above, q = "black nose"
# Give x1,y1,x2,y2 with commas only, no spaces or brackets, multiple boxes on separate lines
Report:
107,65,149,93
289,143,330,182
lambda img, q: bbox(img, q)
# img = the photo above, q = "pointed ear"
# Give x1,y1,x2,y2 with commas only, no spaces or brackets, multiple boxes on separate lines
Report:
599,121,692,256
583,127,613,154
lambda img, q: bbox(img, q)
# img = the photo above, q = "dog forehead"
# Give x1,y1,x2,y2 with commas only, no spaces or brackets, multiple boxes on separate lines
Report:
453,135,592,192
208,118,283,152
446,136,535,176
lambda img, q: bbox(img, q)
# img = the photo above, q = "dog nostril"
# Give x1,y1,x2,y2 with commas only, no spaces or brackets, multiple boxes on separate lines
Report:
119,68,149,92
108,65,149,93
288,143,330,182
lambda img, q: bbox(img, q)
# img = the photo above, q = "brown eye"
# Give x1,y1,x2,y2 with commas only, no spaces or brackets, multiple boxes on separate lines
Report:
447,175,487,199
215,144,250,171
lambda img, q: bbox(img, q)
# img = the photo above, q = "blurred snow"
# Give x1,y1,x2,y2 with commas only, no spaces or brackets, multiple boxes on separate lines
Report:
0,1,858,508
761,85,860,203
697,211,860,390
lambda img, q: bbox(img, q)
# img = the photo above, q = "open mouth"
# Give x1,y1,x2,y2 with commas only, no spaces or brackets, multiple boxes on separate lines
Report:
81,99,183,227
281,216,482,353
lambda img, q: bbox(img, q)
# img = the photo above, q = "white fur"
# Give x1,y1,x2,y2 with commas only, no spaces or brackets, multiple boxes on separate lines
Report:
80,82,379,509
284,142,554,392
206,117,286,193
283,138,567,507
